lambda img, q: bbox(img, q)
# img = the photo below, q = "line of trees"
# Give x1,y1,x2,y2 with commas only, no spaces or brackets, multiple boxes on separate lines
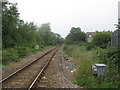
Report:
2,1,64,65
65,26,112,49
2,1,64,49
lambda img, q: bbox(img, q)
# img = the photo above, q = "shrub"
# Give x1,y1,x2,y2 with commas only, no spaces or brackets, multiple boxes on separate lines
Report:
95,46,119,88
14,46,32,58
96,46,119,68
92,31,111,48
86,43,94,50
2,48,19,65
2,44,48,66
2,46,38,65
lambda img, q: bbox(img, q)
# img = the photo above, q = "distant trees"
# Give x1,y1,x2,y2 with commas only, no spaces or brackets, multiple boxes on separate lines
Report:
37,23,64,46
38,23,55,46
65,27,86,44
55,33,64,45
2,2,63,49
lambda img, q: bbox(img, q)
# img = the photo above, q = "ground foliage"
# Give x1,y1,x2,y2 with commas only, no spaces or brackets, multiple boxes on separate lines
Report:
2,46,37,65
64,45,119,88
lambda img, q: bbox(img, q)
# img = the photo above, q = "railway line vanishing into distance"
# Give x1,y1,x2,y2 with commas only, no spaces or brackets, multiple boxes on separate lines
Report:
1,47,59,89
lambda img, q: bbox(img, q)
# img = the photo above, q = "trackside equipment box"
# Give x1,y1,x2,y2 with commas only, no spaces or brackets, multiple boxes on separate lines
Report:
92,64,107,76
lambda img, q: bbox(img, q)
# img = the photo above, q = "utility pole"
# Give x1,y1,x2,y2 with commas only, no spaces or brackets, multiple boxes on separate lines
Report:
118,1,120,29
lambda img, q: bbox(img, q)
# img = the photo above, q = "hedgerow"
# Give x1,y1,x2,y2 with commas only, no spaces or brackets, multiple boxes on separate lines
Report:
2,46,38,65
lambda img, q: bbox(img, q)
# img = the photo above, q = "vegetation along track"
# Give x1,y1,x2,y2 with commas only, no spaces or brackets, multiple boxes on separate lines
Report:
1,47,59,89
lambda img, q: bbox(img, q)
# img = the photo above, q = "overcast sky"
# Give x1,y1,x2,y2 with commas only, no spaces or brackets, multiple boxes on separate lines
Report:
9,0,119,38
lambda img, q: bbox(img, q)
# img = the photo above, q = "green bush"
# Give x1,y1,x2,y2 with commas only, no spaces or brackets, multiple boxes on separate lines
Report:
2,46,39,65
92,31,111,48
96,46,119,67
14,46,32,58
2,48,19,65
95,46,119,88
86,43,94,50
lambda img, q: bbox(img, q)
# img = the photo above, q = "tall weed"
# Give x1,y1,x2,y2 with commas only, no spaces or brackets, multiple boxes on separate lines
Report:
64,45,119,88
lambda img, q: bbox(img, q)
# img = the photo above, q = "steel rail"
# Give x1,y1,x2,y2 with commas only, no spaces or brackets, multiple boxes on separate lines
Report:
28,48,59,90
0,47,57,83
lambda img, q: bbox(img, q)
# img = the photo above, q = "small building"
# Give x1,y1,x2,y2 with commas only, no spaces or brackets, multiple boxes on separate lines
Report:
86,32,96,42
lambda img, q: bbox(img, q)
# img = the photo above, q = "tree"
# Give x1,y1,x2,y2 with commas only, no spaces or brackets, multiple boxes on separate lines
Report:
2,2,20,48
2,2,45,48
65,27,86,44
38,23,51,45
38,23,62,45
55,33,64,45
16,22,42,47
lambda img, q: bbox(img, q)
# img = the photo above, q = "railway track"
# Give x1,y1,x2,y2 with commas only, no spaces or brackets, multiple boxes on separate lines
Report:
1,47,59,89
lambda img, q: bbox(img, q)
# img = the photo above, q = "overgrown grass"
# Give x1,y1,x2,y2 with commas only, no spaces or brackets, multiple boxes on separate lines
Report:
64,45,98,88
64,45,119,88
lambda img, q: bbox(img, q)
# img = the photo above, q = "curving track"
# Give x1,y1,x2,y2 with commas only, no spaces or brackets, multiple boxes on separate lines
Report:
1,47,59,89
